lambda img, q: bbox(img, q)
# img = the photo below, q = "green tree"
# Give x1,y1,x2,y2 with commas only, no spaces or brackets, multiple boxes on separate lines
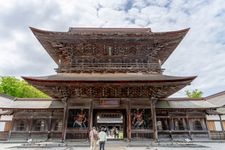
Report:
185,89,203,98
0,76,49,98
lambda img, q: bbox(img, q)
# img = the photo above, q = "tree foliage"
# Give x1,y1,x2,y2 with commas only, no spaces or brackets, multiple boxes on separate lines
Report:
0,76,49,98
185,89,203,98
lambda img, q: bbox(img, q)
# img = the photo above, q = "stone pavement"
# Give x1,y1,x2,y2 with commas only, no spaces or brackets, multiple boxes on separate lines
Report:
1,141,225,150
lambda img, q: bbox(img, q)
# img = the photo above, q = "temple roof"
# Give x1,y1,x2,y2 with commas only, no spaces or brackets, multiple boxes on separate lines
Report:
30,27,189,69
0,93,219,110
23,73,196,82
157,98,217,109
205,90,225,107
0,97,216,110
68,27,152,34
22,73,196,99
0,94,14,107
0,97,63,109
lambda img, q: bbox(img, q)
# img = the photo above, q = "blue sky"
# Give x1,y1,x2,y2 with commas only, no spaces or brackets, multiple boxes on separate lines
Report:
0,0,225,97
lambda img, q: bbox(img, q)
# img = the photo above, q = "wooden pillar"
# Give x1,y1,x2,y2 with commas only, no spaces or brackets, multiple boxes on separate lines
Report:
201,118,206,130
8,117,15,140
89,100,93,130
169,116,173,130
186,115,192,139
126,99,131,141
165,118,169,130
151,98,158,141
61,98,68,142
204,117,211,139
48,111,53,139
28,116,33,139
186,116,191,130
182,118,187,130
219,114,225,139
168,116,173,140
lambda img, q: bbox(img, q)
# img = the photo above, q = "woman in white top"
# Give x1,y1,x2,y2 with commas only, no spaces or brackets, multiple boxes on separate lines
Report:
98,128,107,150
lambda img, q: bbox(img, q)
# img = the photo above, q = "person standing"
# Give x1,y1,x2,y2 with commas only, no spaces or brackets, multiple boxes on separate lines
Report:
89,127,98,150
98,127,107,150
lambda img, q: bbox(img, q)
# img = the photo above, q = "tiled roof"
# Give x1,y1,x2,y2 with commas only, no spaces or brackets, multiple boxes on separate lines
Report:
205,90,225,107
156,99,217,109
23,73,196,82
0,95,63,109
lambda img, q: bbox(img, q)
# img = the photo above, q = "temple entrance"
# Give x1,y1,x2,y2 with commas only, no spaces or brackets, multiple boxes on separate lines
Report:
93,109,126,140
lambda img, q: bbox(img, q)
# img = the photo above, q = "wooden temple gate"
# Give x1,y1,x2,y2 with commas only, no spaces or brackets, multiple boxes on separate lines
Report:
60,98,159,141
16,27,201,142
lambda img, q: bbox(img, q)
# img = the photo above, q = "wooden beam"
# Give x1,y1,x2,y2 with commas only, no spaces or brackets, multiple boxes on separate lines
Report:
48,112,53,139
186,115,192,139
126,99,131,141
151,98,158,141
204,118,211,139
89,100,93,130
61,98,68,142
8,118,15,140
219,114,225,139
28,117,33,139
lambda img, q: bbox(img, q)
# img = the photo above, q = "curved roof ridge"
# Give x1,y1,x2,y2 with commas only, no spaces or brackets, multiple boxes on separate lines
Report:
15,98,54,101
205,90,225,100
164,97,205,101
30,26,189,35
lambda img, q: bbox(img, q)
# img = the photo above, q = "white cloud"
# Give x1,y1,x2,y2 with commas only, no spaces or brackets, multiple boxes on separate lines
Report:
0,0,225,97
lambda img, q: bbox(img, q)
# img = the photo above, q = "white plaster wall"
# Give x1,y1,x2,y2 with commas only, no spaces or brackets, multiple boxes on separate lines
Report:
220,115,225,120
0,115,12,121
206,115,220,120
215,121,222,131
0,122,5,131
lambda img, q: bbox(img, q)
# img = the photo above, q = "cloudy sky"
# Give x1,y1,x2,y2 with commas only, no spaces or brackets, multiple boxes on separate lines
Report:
0,0,225,97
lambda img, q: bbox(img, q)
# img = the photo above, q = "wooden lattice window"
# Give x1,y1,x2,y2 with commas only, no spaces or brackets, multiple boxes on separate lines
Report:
193,120,203,130
15,120,27,131
33,120,47,131
174,118,185,130
52,120,63,131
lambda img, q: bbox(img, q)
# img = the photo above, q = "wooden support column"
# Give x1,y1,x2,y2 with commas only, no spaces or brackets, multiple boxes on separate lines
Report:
186,115,191,130
28,116,33,139
201,118,207,130
170,116,175,131
8,117,15,140
151,98,158,141
61,97,68,142
183,118,187,130
48,111,53,139
219,114,225,139
204,117,211,139
186,115,191,139
126,99,131,141
168,116,173,140
89,100,93,130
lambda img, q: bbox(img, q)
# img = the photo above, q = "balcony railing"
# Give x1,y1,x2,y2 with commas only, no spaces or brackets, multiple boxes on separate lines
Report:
56,63,162,73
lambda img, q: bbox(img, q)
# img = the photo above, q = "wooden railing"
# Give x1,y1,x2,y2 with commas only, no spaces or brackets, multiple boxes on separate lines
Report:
66,128,88,139
131,129,153,139
56,63,162,73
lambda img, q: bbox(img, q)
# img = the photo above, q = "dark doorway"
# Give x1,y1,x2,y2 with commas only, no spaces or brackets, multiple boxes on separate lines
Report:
93,109,126,140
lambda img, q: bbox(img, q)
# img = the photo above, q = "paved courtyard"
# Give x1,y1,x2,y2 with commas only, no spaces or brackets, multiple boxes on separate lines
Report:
1,141,225,150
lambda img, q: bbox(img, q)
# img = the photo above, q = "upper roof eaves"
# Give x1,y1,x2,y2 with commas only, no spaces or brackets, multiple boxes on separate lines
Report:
30,27,189,36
